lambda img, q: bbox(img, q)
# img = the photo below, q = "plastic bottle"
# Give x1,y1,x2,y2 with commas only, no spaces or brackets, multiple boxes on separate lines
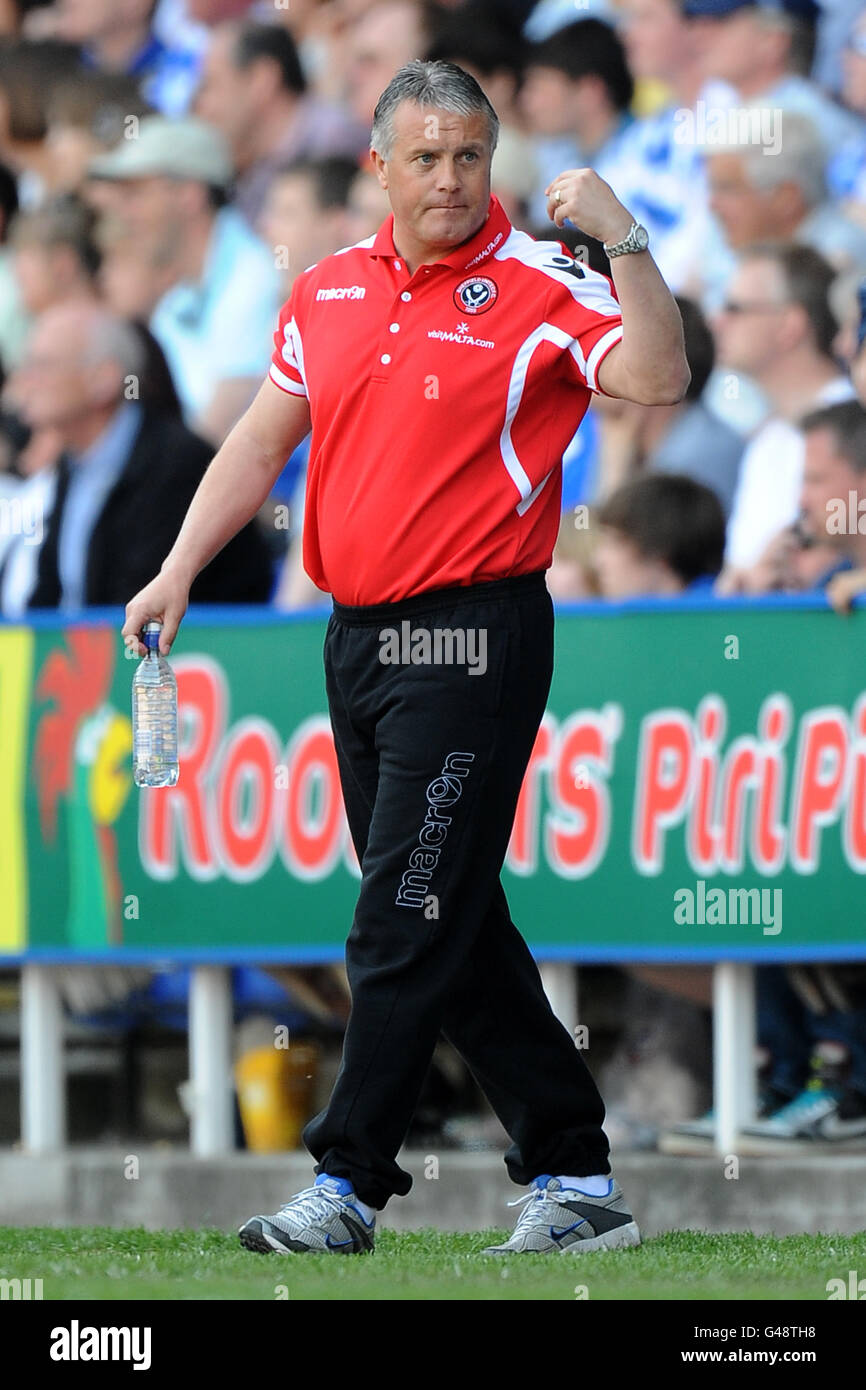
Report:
132,620,179,787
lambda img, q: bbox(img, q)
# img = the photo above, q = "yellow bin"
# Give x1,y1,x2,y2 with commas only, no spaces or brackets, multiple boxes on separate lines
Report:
235,1042,319,1152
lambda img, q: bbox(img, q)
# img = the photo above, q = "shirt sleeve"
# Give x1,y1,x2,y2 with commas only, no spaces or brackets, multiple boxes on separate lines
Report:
544,264,624,395
269,288,309,399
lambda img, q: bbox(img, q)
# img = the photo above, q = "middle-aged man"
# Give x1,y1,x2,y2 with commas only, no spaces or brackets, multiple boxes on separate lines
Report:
801,400,866,593
122,61,689,1257
5,301,272,611
705,112,866,278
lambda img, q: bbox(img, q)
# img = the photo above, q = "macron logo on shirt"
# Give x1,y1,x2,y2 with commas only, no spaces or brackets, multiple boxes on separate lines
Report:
316,286,367,301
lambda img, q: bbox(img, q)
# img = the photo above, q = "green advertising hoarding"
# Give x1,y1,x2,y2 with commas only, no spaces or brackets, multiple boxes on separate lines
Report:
2,596,865,964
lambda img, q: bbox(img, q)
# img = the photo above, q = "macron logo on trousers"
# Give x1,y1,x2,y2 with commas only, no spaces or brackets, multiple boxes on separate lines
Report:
395,751,475,908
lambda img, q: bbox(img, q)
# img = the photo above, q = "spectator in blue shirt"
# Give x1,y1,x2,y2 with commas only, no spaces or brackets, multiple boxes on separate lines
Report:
827,11,866,213
53,0,202,116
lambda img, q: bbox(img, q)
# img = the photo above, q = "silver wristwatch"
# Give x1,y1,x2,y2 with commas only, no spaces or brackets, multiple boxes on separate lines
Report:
603,222,649,258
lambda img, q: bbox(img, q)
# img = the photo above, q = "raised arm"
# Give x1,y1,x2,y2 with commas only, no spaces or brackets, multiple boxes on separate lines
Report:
121,378,311,655
545,169,690,406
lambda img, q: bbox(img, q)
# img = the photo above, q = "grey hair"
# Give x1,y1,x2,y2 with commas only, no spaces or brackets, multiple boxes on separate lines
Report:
83,309,146,383
713,110,826,209
370,59,499,161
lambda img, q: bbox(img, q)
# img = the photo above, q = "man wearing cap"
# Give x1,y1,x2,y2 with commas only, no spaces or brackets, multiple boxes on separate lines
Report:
122,61,689,1256
89,116,282,446
684,0,864,160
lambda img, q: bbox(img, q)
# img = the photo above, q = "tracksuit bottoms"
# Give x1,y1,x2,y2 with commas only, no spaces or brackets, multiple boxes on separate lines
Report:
302,569,611,1209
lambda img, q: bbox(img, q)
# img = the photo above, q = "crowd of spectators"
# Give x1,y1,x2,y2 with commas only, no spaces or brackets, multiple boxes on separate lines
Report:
1,0,865,1152
0,0,862,617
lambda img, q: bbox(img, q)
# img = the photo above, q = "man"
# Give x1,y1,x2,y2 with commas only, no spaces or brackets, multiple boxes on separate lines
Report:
259,157,360,607
0,161,28,369
521,19,636,225
803,400,866,603
195,22,367,231
43,71,153,197
344,165,392,244
594,474,726,599
610,0,715,295
0,40,83,210
684,0,863,159
706,112,866,278
122,60,689,1256
344,1,433,127
258,157,359,295
716,242,855,577
822,388,866,613
595,295,745,518
88,115,282,446
7,301,272,609
11,195,101,320
53,0,202,116
831,10,866,214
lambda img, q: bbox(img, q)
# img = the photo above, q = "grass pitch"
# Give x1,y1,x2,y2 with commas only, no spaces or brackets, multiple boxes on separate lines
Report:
1,1227,864,1300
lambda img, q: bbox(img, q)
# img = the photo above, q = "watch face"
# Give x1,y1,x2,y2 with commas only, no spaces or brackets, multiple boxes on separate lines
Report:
634,224,649,250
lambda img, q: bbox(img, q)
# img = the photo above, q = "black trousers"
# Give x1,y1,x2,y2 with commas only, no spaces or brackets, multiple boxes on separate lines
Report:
302,570,611,1208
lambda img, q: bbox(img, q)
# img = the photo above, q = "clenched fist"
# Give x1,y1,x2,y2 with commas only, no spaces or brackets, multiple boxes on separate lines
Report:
545,169,634,246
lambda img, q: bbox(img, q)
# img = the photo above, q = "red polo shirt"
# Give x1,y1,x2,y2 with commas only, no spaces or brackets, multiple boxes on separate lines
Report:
269,194,623,606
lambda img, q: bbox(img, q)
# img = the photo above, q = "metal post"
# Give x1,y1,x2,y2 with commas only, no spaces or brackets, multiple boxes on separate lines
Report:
21,965,66,1150
540,961,579,1039
188,965,234,1156
713,962,756,1155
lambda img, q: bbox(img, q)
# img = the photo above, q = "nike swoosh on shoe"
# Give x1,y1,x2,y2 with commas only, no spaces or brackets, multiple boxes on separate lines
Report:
550,1221,588,1242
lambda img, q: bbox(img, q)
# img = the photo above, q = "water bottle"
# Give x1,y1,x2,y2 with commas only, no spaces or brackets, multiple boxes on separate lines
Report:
132,620,179,787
